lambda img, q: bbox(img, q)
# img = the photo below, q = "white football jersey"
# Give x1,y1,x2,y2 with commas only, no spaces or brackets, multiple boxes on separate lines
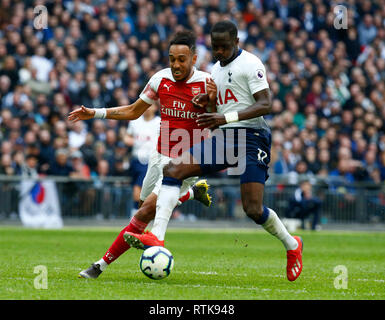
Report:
211,49,270,131
127,115,161,164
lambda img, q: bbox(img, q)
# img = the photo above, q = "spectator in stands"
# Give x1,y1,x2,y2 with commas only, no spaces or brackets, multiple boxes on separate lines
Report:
20,154,39,178
69,150,90,179
48,148,73,176
274,147,297,175
358,14,377,46
38,129,55,174
0,56,19,90
0,153,15,176
285,180,322,231
68,120,87,150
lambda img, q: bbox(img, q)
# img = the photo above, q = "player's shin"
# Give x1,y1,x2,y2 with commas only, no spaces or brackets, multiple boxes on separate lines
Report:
151,177,182,241
130,201,140,218
258,206,298,251
98,216,148,270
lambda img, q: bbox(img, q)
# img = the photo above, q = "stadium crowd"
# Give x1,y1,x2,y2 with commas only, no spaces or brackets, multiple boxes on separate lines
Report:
0,0,385,187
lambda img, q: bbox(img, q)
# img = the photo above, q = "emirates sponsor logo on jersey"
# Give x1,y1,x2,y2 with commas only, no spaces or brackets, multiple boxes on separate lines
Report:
160,106,199,119
160,100,201,119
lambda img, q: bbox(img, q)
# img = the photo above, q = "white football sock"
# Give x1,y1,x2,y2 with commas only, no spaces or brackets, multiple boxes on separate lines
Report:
177,187,194,206
151,184,181,241
262,208,298,251
95,258,108,271
186,187,194,200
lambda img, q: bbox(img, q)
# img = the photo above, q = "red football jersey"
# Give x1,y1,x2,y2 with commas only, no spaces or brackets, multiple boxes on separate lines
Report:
139,68,211,157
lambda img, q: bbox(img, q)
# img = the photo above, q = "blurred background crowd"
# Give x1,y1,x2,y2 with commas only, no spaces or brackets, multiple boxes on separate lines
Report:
1,0,385,186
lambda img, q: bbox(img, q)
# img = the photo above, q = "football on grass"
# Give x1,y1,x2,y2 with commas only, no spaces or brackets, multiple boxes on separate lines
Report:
139,246,174,280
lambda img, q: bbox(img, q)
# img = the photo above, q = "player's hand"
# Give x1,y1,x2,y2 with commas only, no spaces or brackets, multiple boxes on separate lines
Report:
191,78,217,108
192,93,209,108
68,105,95,122
206,78,217,104
196,113,226,130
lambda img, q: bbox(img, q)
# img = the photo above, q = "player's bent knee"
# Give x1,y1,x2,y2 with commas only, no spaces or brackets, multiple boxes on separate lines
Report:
163,163,176,177
163,163,185,180
243,203,264,222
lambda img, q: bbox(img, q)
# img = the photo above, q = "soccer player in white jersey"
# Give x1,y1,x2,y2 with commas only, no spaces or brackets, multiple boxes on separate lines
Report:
125,21,303,282
69,30,215,278
125,105,161,217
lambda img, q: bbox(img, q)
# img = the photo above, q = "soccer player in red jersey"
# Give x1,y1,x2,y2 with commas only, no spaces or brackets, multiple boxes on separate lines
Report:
69,30,216,278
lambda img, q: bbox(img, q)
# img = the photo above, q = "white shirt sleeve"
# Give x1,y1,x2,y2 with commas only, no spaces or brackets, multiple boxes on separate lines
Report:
126,121,134,135
139,74,162,105
246,58,269,95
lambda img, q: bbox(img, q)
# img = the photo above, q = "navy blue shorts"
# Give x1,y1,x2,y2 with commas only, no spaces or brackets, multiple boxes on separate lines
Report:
189,128,271,184
129,158,148,187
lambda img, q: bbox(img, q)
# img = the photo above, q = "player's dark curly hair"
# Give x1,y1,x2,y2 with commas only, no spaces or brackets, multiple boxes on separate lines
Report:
169,30,197,53
210,20,238,40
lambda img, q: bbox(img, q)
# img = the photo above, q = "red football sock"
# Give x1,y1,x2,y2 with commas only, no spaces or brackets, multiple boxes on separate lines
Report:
103,216,147,264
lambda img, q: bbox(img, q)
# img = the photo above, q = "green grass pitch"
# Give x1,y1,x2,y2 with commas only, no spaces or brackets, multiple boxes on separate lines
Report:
1,226,384,300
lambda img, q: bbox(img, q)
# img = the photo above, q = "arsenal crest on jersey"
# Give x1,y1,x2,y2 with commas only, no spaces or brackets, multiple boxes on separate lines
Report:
191,86,201,96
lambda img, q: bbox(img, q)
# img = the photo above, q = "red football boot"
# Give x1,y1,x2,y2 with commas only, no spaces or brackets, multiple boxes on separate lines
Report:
123,231,164,250
286,236,303,281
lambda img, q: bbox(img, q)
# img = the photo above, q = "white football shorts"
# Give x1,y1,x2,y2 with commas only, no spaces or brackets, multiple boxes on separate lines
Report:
139,150,198,201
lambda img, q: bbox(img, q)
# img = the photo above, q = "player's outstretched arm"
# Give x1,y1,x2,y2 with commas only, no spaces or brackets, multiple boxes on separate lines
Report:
68,105,95,122
68,99,151,122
